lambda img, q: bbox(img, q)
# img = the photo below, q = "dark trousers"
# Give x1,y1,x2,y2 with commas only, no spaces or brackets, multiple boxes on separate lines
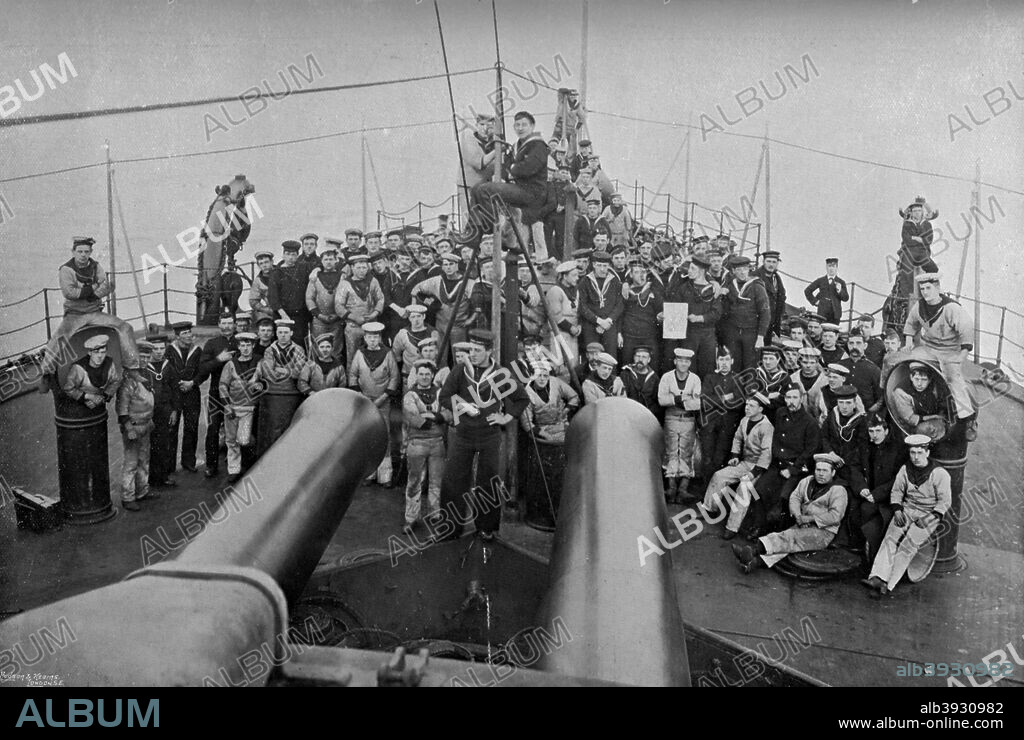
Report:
581,322,618,356
204,395,224,470
681,327,719,382
438,430,503,537
149,405,175,484
176,392,201,469
470,181,545,245
621,335,661,375
544,214,566,261
698,409,743,480
286,309,311,352
722,324,759,372
855,493,895,563
748,463,804,533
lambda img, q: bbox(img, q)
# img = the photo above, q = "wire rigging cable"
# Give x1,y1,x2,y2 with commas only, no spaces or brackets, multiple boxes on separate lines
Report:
0,68,493,128
433,0,471,218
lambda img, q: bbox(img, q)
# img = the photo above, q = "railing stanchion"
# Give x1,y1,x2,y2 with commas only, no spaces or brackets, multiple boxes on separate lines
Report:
163,270,170,328
42,288,52,341
847,282,856,334
996,306,1006,366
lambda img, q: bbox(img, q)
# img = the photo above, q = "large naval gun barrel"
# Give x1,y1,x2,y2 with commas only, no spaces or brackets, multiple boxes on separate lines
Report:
0,390,387,686
536,398,691,686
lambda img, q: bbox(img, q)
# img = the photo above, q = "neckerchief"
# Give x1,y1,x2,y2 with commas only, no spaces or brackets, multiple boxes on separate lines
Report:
587,272,615,309
628,282,653,307
610,204,623,217
805,478,832,503
530,382,552,404
271,342,297,365
361,346,388,371
623,364,653,382
832,407,864,442
148,359,169,381
77,355,111,390
589,373,617,396
348,276,373,303
318,269,342,293
232,355,259,378
730,276,758,301
413,385,439,410
64,258,97,285
906,459,938,487
557,282,578,310
440,274,463,304
918,294,956,328
315,355,338,376
464,359,502,405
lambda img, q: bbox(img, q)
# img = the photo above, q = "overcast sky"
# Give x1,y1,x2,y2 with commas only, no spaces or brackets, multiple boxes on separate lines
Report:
1,0,1021,361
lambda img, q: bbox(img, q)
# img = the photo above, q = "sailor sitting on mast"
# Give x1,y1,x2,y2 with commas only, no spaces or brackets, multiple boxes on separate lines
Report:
902,273,978,441
464,111,550,248
41,236,140,388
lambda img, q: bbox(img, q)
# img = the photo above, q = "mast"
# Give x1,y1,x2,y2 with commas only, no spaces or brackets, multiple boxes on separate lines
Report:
738,141,766,255
973,161,981,363
764,125,771,254
580,0,589,109
361,130,368,232
104,140,117,316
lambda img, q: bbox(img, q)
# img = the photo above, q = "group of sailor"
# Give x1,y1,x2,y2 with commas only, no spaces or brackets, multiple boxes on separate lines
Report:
45,129,978,591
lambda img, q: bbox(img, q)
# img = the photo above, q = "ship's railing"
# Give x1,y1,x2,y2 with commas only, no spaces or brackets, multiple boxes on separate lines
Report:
0,260,260,366
2,214,1021,371
375,181,763,254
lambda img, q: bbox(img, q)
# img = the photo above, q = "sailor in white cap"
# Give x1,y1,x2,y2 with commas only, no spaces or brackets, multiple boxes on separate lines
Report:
116,341,156,511
732,451,849,572
297,332,346,397
391,304,440,374
863,434,950,594
64,335,120,408
659,347,703,502
256,317,307,456
349,321,400,487
903,271,978,440
334,253,384,369
457,110,498,218
306,245,345,360
219,331,264,483
792,345,827,418
545,261,582,366
581,351,625,404
703,391,773,531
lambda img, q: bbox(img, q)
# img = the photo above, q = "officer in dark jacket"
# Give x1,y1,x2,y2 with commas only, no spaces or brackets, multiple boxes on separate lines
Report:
720,255,770,371
268,240,312,349
803,257,849,324
197,311,238,478
167,321,203,472
747,383,821,535
468,111,550,247
752,250,786,343
145,334,181,488
437,329,529,540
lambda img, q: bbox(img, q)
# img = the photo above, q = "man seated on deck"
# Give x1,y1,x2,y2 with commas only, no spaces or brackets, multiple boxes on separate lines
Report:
740,383,821,538
465,111,550,250
852,413,908,566
863,434,950,595
41,237,139,386
703,392,773,539
731,452,848,574
903,272,978,441
582,352,625,403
